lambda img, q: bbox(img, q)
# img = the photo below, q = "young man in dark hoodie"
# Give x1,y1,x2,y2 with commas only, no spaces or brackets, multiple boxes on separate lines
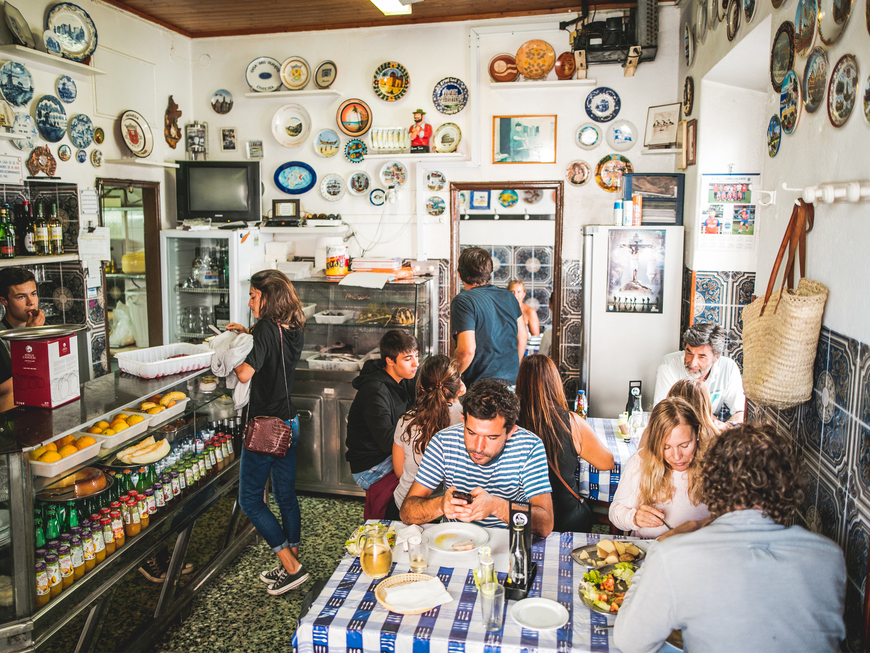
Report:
346,330,419,490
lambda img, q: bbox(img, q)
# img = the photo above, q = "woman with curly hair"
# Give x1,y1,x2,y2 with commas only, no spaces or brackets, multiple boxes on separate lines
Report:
609,397,710,538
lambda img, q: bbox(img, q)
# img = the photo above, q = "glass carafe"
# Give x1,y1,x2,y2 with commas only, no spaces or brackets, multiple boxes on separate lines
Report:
356,524,392,579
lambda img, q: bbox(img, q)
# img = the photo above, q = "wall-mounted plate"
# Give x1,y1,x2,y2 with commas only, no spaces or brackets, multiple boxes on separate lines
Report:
767,115,782,157
683,76,694,116
245,56,282,92
432,77,468,115
780,70,802,134
426,170,446,191
280,56,310,91
56,75,76,104
11,114,38,150
595,154,633,193
320,173,346,201
274,161,317,195
433,122,461,152
4,2,35,48
802,47,828,113
696,0,708,40
770,22,795,92
726,0,741,41
313,60,337,89
498,190,519,208
270,103,311,147
347,170,371,196
379,161,407,188
46,2,98,62
794,0,818,55
515,39,555,80
426,196,446,216
344,139,366,163
336,99,372,137
606,119,639,151
585,87,621,122
0,62,33,107
827,53,858,127
119,109,153,158
35,95,67,143
744,0,758,23
566,160,591,187
313,128,340,158
370,188,386,206
68,113,93,149
489,53,519,83
373,61,409,102
575,122,602,149
818,0,854,45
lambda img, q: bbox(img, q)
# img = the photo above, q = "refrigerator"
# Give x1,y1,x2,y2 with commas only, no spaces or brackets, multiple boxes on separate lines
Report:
580,225,685,418
160,229,270,343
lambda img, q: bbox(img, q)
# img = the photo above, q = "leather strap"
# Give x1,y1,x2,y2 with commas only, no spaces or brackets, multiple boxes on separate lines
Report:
761,200,814,317
546,413,584,504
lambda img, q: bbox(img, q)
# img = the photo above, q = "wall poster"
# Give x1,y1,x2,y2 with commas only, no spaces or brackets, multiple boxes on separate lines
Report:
698,173,760,252
606,228,666,313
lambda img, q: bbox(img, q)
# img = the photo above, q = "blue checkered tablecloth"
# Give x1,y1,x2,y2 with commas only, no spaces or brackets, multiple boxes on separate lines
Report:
577,418,638,503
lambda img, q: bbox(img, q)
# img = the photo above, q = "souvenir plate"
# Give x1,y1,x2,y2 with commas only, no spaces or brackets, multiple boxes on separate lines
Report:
245,56,282,93
489,53,519,83
696,0,708,40
68,113,93,149
555,51,576,79
709,0,719,29
345,139,366,163
373,62,409,102
459,191,467,208
58,144,72,161
90,149,102,167
779,70,801,134
767,115,782,157
585,87,621,123
46,3,98,62
0,62,33,108
684,76,694,116
211,89,233,114
575,122,602,150
35,95,67,143
803,47,828,113
606,119,639,152
423,522,489,554
11,114,38,150
426,170,446,192
719,0,728,21
595,154,633,193
684,22,695,66
271,103,311,147
93,126,104,144
274,161,316,195
336,99,372,137
313,128,340,158
370,188,386,206
4,2,35,48
818,0,854,45
770,22,795,93
313,60,338,89
426,196,446,216
498,190,519,208
863,74,870,124
726,0,740,41
320,173,346,202
119,109,153,158
827,54,859,128
522,189,543,204
744,0,757,23
56,75,76,104
794,0,817,55
379,161,408,188
347,170,371,196
75,148,87,163
432,123,461,153
280,56,310,91
566,160,591,187
515,39,556,80
510,598,569,631
432,77,468,115
43,30,63,57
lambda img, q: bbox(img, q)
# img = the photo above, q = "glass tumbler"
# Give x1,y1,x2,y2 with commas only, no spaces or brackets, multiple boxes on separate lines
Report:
479,582,505,632
408,536,428,574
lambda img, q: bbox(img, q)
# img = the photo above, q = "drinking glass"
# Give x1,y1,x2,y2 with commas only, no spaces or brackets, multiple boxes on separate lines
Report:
479,582,505,632
408,536,428,573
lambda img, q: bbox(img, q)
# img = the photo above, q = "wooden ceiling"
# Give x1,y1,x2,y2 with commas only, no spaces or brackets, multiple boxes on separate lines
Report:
102,0,631,38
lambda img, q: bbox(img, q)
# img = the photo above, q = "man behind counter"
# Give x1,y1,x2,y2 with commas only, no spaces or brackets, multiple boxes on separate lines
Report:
0,267,45,410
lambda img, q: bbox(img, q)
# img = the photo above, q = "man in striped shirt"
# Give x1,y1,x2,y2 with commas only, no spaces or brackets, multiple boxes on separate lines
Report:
400,379,554,536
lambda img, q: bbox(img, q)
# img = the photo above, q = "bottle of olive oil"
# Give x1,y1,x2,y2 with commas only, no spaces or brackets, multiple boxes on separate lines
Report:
49,203,63,255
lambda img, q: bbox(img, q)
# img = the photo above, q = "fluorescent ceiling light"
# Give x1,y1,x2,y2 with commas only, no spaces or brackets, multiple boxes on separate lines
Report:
370,0,412,15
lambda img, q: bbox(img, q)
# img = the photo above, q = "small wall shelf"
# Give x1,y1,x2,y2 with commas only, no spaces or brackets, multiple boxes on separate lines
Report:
244,89,342,99
489,79,597,90
104,159,180,169
0,254,79,268
365,152,464,161
260,225,349,235
641,148,682,155
0,45,106,77
0,133,17,141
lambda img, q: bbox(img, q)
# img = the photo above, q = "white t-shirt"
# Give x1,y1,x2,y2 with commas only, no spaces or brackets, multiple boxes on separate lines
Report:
538,327,553,357
652,350,746,417
392,402,464,509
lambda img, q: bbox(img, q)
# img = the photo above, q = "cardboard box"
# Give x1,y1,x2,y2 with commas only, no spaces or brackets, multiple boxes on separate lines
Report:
12,334,80,408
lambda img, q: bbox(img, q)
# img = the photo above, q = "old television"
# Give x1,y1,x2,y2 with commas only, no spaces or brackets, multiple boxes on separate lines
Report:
176,160,262,224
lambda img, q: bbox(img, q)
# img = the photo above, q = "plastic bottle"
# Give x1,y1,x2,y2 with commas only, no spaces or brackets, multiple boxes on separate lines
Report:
575,389,588,419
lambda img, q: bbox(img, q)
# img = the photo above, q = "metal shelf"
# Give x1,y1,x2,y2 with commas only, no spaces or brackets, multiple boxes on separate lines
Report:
106,273,146,280
175,286,229,294
177,331,210,340
104,158,180,169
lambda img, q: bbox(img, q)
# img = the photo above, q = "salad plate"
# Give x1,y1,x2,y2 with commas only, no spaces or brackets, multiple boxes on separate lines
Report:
46,3,98,62
119,109,153,158
57,144,71,161
75,148,87,163
767,115,782,157
344,139,366,163
432,77,468,115
595,154,633,193
320,173,346,201
515,39,556,80
271,103,311,147
11,114,38,151
498,189,519,208
579,562,638,614
4,2,35,48
509,598,570,630
56,75,77,103
423,522,489,554
373,61,409,102
827,54,859,128
68,113,94,149
779,70,801,134
488,53,518,83
379,161,408,188
369,188,386,206
585,87,621,123
432,122,461,152
313,60,337,89
336,99,372,137
0,62,34,108
426,196,446,216
802,47,828,113
245,56,282,92
575,122,602,149
347,170,371,196
280,56,310,91
313,128,340,158
426,170,446,191
274,161,317,195
35,95,67,143
606,119,639,152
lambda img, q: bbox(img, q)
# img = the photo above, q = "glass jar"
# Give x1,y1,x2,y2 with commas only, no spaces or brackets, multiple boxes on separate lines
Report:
101,518,115,555
81,529,95,571
91,523,105,564
125,499,140,537
137,496,149,529
170,472,180,498
145,489,156,515
45,554,62,598
58,545,74,589
225,434,235,463
153,483,165,510
110,510,125,549
35,547,47,563
36,561,50,607
214,443,225,471
70,536,85,579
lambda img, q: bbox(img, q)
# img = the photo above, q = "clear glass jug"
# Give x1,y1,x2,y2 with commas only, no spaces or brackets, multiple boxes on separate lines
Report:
356,523,392,579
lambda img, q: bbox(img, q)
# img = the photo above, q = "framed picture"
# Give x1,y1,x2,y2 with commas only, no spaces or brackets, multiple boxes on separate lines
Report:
686,119,697,166
272,199,300,218
606,229,666,313
246,139,263,160
220,127,237,152
643,103,682,148
677,120,688,169
492,115,557,164
469,190,491,210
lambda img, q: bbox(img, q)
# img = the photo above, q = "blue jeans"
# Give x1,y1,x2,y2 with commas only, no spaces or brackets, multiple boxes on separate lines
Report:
239,416,301,552
352,456,393,491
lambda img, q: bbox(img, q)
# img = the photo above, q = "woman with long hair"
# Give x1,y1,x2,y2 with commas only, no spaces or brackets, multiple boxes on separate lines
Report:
386,355,464,520
609,397,710,538
666,378,721,441
508,280,541,336
228,270,308,596
515,355,614,532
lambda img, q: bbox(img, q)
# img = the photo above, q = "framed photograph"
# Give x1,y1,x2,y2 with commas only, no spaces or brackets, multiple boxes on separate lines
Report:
643,103,682,148
677,120,688,169
492,115,557,164
272,199,300,218
686,119,697,166
220,127,237,152
246,139,264,160
469,190,491,210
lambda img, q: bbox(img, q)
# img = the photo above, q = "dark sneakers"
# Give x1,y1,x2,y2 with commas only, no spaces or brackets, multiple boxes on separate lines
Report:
259,564,283,584
266,564,309,596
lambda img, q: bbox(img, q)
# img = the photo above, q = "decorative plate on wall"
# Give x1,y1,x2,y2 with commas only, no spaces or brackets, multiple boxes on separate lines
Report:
709,0,720,29
373,62,409,102
369,188,386,206
515,40,556,80
280,56,310,91
767,115,782,157
684,76,694,116
119,109,153,157
0,62,33,107
11,114,38,150
585,87,621,122
575,122,602,149
210,89,233,114
779,70,802,134
426,170,446,192
488,53,519,82
56,75,76,103
43,30,63,57
426,196,446,216
554,52,576,79
595,154,633,193
90,149,102,167
863,74,870,124
313,128,340,158
522,189,543,204
432,123,461,152
566,160,591,187
336,99,372,137
75,148,86,163
57,144,71,161
432,77,468,115
726,0,741,41
68,113,93,149
684,22,695,66
802,47,828,113
245,56,282,92
770,22,795,92
274,161,316,195
794,0,817,55
270,103,311,147
93,126,104,144
744,0,758,23
818,0,854,45
696,0,708,40
718,0,728,21
4,2,35,48
606,119,639,151
344,139,366,163
499,190,519,208
379,161,408,188
827,53,859,127
320,173,346,201
46,3,98,62
347,170,371,196
313,61,338,89
35,95,67,143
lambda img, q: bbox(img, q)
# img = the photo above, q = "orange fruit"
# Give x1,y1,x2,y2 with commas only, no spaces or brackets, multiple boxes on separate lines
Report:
87,426,102,435
113,413,129,421
58,444,79,458
102,428,116,436
148,395,162,403
57,434,76,448
111,422,129,432
75,436,97,449
95,421,110,431
167,400,176,408
44,442,57,452
38,451,62,463
126,415,145,425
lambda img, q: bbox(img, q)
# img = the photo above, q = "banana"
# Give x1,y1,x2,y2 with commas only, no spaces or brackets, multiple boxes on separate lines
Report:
159,391,186,406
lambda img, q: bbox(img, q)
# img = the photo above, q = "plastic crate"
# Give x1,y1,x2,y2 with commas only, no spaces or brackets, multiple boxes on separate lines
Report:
313,310,355,324
126,397,190,427
80,414,153,451
30,438,101,478
115,344,213,379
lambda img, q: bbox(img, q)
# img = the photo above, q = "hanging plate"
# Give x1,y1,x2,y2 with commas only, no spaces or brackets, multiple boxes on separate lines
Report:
426,196,446,216
336,99,372,137
313,128,340,158
555,52,576,79
379,161,408,188
210,89,233,114
426,170,446,191
779,70,802,134
488,53,519,83
827,53,859,128
90,149,102,167
11,113,38,150
274,161,317,195
347,170,371,196
373,62,410,102
863,73,870,125
94,126,104,144
498,190,519,208
767,115,782,157
585,87,621,123
770,22,795,92
245,56,282,92
432,77,469,115
75,148,86,163
684,76,695,116
68,113,94,149
119,109,153,158
35,95,67,143
370,188,386,206
575,122,602,150
594,154,633,193
515,39,556,80
794,0,818,55
802,47,828,113
696,0,709,40
280,56,310,91
566,160,591,187
344,139,367,163
432,123,461,152
271,103,311,147
320,173,346,202
684,23,695,66
57,144,71,161
719,0,728,21
313,60,338,89
0,62,33,108
43,30,63,57
56,75,77,104
4,2,35,48
726,0,741,41
818,0,854,45
522,189,543,204
46,3,98,62
606,119,639,152
744,0,758,23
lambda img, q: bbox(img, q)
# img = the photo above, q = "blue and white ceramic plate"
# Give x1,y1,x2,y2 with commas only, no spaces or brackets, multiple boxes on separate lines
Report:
57,144,71,161
575,122,602,150
56,75,77,103
76,148,87,163
313,128,340,158
345,139,366,163
584,87,621,122
313,61,337,89
35,95,68,143
11,114,38,150
605,119,638,152
0,62,34,108
432,77,469,115
369,188,386,206
4,2,35,48
274,161,316,195
68,113,94,149
46,3,98,62
43,30,63,57
426,196,446,216
245,57,282,93
347,170,371,196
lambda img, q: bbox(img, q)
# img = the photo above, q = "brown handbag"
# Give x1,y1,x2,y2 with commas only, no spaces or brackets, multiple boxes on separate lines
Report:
243,325,294,456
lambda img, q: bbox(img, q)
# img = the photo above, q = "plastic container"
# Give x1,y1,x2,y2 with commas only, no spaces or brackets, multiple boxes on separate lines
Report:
115,343,213,378
79,414,153,451
302,303,317,320
313,310,355,324
126,398,190,427
121,251,146,274
29,438,101,478
305,353,364,372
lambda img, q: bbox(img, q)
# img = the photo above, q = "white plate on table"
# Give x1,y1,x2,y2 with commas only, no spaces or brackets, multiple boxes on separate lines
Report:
510,597,570,630
423,522,488,554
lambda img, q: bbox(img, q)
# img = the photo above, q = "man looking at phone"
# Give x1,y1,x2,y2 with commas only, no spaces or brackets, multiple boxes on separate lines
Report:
400,379,554,537
0,268,45,411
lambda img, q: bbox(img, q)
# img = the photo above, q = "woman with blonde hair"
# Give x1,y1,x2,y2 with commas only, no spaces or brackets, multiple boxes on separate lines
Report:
609,397,710,538
507,280,540,336
666,378,721,441
516,355,614,532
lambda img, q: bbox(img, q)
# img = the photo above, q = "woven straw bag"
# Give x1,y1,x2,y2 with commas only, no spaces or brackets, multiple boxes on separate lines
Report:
743,200,828,408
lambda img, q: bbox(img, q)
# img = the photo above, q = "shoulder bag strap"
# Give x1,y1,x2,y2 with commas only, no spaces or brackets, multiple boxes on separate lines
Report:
546,412,584,504
761,200,806,316
277,324,291,418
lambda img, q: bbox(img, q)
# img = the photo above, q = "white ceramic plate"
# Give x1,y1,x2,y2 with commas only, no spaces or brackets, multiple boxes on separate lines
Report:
320,173,346,201
245,56,282,92
313,128,340,158
370,188,386,206
509,597,570,630
379,161,407,188
4,2,35,48
280,56,310,90
423,522,489,554
432,123,461,153
575,122,602,150
347,170,371,196
46,2,97,61
606,119,639,152
271,103,311,147
119,109,153,158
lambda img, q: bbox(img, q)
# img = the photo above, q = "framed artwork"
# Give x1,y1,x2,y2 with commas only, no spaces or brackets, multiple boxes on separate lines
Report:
272,199,300,218
606,229,666,313
643,103,682,147
492,115,557,164
469,190,491,210
220,127,237,152
677,120,688,169
686,119,697,165
246,139,263,159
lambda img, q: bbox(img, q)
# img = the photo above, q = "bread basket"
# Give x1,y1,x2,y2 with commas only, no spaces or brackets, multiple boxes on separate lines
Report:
374,573,440,615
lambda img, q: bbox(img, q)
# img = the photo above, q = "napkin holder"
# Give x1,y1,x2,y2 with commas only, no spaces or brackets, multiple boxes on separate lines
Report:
503,561,537,601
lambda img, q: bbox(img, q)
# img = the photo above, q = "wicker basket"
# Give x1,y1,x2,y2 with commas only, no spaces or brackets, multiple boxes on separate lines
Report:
374,573,440,615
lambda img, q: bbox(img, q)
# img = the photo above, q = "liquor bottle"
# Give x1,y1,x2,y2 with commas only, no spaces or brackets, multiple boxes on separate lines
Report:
34,204,50,255
106,247,116,274
203,248,219,287
191,247,206,285
221,245,229,288
3,206,16,259
575,389,587,419
214,293,230,330
20,199,36,256
49,203,64,255
508,521,528,589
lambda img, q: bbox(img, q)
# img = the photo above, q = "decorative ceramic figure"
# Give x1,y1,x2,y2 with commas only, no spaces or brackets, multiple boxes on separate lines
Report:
408,108,432,153
27,146,57,177
165,95,182,149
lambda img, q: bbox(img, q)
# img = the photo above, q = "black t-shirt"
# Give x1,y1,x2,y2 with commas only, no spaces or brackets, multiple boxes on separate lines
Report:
0,316,14,385
244,319,304,421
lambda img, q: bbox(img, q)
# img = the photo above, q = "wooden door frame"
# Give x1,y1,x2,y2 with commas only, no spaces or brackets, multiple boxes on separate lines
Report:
448,180,564,366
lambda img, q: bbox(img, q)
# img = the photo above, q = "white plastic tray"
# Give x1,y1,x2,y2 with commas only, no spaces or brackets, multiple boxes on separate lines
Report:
126,397,190,427
115,343,213,379
302,303,317,319
30,439,101,478
81,414,153,451
306,353,364,371
313,310,354,324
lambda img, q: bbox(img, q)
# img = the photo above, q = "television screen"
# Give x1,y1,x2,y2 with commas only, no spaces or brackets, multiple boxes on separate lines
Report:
188,167,249,212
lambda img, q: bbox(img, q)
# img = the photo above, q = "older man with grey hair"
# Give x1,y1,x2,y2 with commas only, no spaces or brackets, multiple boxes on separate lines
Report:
652,323,745,428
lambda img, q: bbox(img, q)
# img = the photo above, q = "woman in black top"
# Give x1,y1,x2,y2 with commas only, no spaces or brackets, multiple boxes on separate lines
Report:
229,270,307,596
516,355,615,533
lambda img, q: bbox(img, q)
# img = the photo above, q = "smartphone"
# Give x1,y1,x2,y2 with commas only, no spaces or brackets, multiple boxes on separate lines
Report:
452,490,474,504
